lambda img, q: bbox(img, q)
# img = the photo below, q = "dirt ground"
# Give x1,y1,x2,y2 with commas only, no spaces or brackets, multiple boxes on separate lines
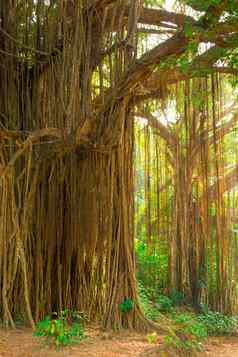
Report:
203,337,238,357
0,327,238,357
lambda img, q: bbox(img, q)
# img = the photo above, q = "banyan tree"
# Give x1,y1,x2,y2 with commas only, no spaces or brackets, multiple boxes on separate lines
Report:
135,75,238,313
0,0,238,329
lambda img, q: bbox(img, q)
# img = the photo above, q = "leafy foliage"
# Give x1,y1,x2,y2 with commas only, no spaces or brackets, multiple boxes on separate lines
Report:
169,289,185,306
164,329,204,355
197,311,238,335
161,312,207,355
172,313,208,339
170,309,238,348
136,241,168,298
33,310,85,349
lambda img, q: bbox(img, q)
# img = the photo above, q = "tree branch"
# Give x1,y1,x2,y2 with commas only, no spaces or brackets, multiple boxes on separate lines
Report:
133,43,238,101
138,7,196,27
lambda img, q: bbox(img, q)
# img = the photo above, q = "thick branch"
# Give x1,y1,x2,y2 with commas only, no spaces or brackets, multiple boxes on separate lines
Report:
105,32,188,103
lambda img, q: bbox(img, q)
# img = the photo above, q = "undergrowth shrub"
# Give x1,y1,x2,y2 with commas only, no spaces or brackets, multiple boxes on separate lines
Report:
164,328,203,355
197,311,238,336
138,281,161,320
162,313,207,355
156,295,174,313
169,289,185,306
149,290,185,314
172,313,208,340
33,310,86,349
138,281,186,318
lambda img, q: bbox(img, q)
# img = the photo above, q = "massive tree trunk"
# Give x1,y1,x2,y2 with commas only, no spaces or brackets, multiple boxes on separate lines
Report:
0,96,147,329
0,0,145,329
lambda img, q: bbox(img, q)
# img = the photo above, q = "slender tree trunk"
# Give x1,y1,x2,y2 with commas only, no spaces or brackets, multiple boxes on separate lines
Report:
170,145,205,306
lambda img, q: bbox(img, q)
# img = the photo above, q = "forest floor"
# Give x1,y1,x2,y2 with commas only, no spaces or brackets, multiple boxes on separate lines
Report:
0,326,238,357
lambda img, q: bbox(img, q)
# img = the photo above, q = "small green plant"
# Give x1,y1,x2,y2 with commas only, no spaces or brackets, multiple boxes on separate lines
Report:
33,310,85,349
146,331,158,344
119,298,134,313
